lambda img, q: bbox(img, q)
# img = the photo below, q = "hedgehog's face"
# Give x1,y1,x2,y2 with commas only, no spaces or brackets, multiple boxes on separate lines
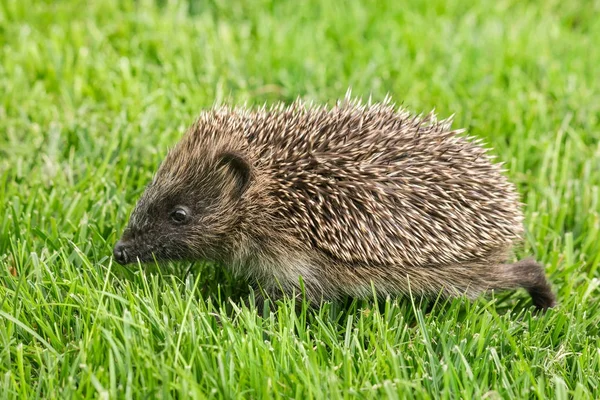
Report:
113,149,252,266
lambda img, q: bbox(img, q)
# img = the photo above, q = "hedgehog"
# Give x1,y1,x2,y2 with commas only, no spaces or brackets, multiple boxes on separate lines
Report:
113,96,556,310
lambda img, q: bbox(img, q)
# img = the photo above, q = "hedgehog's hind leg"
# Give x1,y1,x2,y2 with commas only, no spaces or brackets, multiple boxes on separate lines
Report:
498,258,556,310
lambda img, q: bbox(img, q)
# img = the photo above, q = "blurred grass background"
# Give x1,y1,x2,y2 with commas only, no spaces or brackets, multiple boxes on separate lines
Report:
1,0,599,398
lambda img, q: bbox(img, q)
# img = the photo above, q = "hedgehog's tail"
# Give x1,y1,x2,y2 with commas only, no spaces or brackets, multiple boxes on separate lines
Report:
496,258,556,310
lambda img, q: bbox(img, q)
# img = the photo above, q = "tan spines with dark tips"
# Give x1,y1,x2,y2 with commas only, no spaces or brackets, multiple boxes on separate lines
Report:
237,98,525,269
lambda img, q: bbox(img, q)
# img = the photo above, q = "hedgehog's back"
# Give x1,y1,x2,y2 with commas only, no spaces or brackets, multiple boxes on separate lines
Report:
244,100,524,268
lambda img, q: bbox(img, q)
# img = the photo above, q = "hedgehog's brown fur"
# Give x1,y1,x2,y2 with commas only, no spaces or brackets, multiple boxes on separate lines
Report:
114,95,556,310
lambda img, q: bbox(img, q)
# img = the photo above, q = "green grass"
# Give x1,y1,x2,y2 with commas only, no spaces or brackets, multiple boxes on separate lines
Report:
1,0,600,398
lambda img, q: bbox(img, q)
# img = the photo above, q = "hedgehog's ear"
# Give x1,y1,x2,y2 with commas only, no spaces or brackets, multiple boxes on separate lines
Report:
218,151,252,198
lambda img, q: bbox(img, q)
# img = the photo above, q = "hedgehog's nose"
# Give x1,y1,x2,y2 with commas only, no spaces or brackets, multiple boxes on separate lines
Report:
113,241,129,265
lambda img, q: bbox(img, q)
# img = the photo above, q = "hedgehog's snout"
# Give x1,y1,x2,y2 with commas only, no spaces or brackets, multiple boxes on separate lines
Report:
113,240,130,265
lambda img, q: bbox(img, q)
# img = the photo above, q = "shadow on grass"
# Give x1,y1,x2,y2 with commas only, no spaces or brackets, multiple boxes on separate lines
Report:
109,257,544,333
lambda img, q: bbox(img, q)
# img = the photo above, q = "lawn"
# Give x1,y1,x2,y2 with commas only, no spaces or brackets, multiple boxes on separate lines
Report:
1,0,599,398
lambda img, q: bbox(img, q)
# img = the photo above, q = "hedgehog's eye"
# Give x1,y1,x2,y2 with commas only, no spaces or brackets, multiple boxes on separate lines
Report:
170,206,189,224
